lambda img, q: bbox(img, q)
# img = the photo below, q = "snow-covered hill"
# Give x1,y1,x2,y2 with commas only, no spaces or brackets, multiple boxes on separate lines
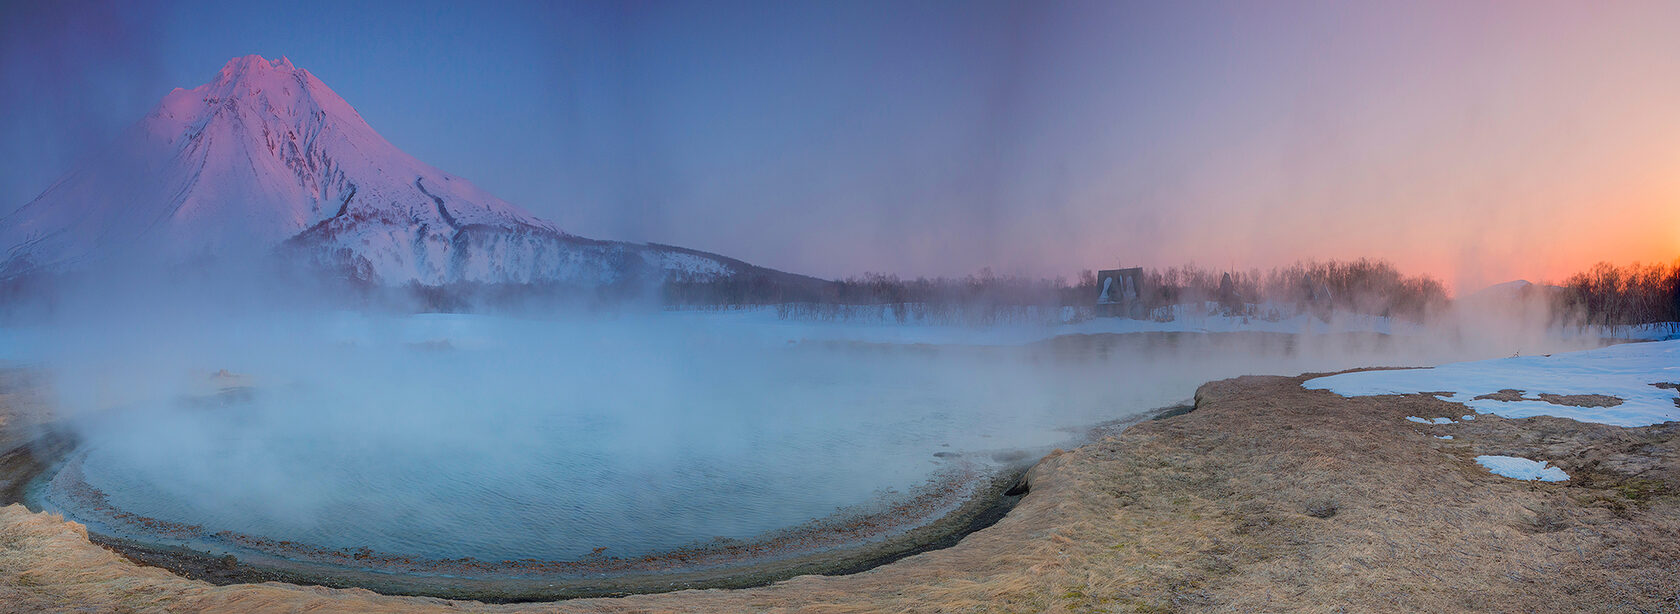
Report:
0,55,767,287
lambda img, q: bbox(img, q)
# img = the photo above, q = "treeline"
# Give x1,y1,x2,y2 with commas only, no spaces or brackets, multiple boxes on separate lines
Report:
1093,259,1448,321
664,258,1451,325
774,270,1083,325
1555,260,1680,330
329,257,1680,331
666,269,1080,325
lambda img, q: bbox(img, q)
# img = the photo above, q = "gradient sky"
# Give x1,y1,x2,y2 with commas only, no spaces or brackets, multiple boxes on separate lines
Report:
2,0,1677,290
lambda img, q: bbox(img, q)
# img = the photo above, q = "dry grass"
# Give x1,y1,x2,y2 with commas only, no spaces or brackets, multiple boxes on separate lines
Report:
1472,388,1627,408
2,373,1678,613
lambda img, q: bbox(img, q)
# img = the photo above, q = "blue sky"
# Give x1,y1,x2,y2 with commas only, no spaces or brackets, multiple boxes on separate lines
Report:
2,0,1676,285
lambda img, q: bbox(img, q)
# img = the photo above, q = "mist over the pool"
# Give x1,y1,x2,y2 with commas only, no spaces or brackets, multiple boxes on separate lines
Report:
0,267,1607,571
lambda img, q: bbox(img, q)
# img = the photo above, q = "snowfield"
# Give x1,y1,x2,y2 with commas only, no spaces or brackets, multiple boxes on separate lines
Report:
1306,339,1680,427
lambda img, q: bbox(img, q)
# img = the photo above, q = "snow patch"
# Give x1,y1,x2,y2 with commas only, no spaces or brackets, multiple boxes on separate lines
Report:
1406,416,1454,425
1475,456,1569,482
1306,340,1680,427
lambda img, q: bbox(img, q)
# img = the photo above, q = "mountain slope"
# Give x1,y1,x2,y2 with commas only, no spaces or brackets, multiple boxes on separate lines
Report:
0,55,772,287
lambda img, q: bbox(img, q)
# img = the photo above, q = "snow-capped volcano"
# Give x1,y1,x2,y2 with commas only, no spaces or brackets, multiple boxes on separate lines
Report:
0,55,756,286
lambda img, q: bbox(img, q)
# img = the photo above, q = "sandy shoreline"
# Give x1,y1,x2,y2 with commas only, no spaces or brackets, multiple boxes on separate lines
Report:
2,362,1678,612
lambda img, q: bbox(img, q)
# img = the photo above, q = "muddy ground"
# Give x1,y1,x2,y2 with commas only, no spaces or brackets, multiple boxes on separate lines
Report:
2,368,1678,613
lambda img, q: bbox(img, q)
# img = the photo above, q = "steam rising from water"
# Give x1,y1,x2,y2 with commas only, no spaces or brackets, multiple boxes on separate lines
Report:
5,292,1611,565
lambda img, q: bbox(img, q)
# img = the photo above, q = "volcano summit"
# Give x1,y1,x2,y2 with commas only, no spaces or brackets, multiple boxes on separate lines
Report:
0,55,771,287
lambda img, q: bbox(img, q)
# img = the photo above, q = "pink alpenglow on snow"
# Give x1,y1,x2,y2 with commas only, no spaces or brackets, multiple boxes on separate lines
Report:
0,55,747,286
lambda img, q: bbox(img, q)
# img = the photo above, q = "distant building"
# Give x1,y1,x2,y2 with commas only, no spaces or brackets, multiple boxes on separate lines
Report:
1096,267,1142,317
